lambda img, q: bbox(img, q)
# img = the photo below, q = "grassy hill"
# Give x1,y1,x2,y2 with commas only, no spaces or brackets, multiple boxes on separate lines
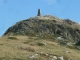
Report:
3,15,80,44
2,15,80,60
0,36,80,60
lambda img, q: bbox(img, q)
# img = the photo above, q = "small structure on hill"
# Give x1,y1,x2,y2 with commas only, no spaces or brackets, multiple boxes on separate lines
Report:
37,9,41,16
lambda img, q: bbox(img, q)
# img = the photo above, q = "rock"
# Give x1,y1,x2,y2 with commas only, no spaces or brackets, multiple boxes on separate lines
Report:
35,54,38,56
58,56,64,60
52,59,55,60
39,52,43,54
65,51,70,53
66,43,73,46
49,55,53,58
60,41,67,45
57,37,63,40
45,53,49,56
42,41,46,45
76,46,80,50
52,56,57,60
29,55,35,59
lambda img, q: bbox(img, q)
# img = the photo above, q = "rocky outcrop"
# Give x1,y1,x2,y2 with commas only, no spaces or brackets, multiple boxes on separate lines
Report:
3,15,80,43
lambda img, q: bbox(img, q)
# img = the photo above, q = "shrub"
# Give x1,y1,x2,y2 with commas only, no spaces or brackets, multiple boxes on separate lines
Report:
7,36,18,40
76,41,80,46
37,42,46,46
67,45,76,49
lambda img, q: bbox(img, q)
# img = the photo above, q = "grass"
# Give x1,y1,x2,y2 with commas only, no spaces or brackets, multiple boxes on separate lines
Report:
0,36,80,60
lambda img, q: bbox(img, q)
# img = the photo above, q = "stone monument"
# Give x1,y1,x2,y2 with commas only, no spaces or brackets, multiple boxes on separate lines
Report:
37,9,41,16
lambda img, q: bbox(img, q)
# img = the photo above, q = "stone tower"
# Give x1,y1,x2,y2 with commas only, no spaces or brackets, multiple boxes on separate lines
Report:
37,9,41,16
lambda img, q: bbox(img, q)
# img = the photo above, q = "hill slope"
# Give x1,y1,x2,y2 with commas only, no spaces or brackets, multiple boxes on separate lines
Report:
3,15,80,43
0,36,80,60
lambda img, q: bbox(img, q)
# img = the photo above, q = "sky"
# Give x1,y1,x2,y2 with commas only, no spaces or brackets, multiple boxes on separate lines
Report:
0,0,80,36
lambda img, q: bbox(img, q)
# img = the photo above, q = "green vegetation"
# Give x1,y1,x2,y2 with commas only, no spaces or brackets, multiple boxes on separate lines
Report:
76,41,80,46
37,42,45,46
7,36,18,40
67,45,77,49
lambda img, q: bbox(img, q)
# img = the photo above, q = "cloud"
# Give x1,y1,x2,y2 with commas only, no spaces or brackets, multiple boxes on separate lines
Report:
0,0,8,6
43,0,57,5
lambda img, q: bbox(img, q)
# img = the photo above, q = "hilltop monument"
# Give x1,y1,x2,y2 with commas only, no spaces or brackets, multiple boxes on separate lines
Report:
37,9,41,16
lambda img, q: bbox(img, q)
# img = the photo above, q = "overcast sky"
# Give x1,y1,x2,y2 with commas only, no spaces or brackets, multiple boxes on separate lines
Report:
0,0,80,36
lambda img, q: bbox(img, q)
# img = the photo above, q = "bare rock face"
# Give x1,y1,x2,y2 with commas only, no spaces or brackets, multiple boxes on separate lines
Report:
37,9,41,16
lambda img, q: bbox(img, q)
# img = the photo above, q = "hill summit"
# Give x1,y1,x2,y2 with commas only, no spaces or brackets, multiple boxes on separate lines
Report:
3,9,80,43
